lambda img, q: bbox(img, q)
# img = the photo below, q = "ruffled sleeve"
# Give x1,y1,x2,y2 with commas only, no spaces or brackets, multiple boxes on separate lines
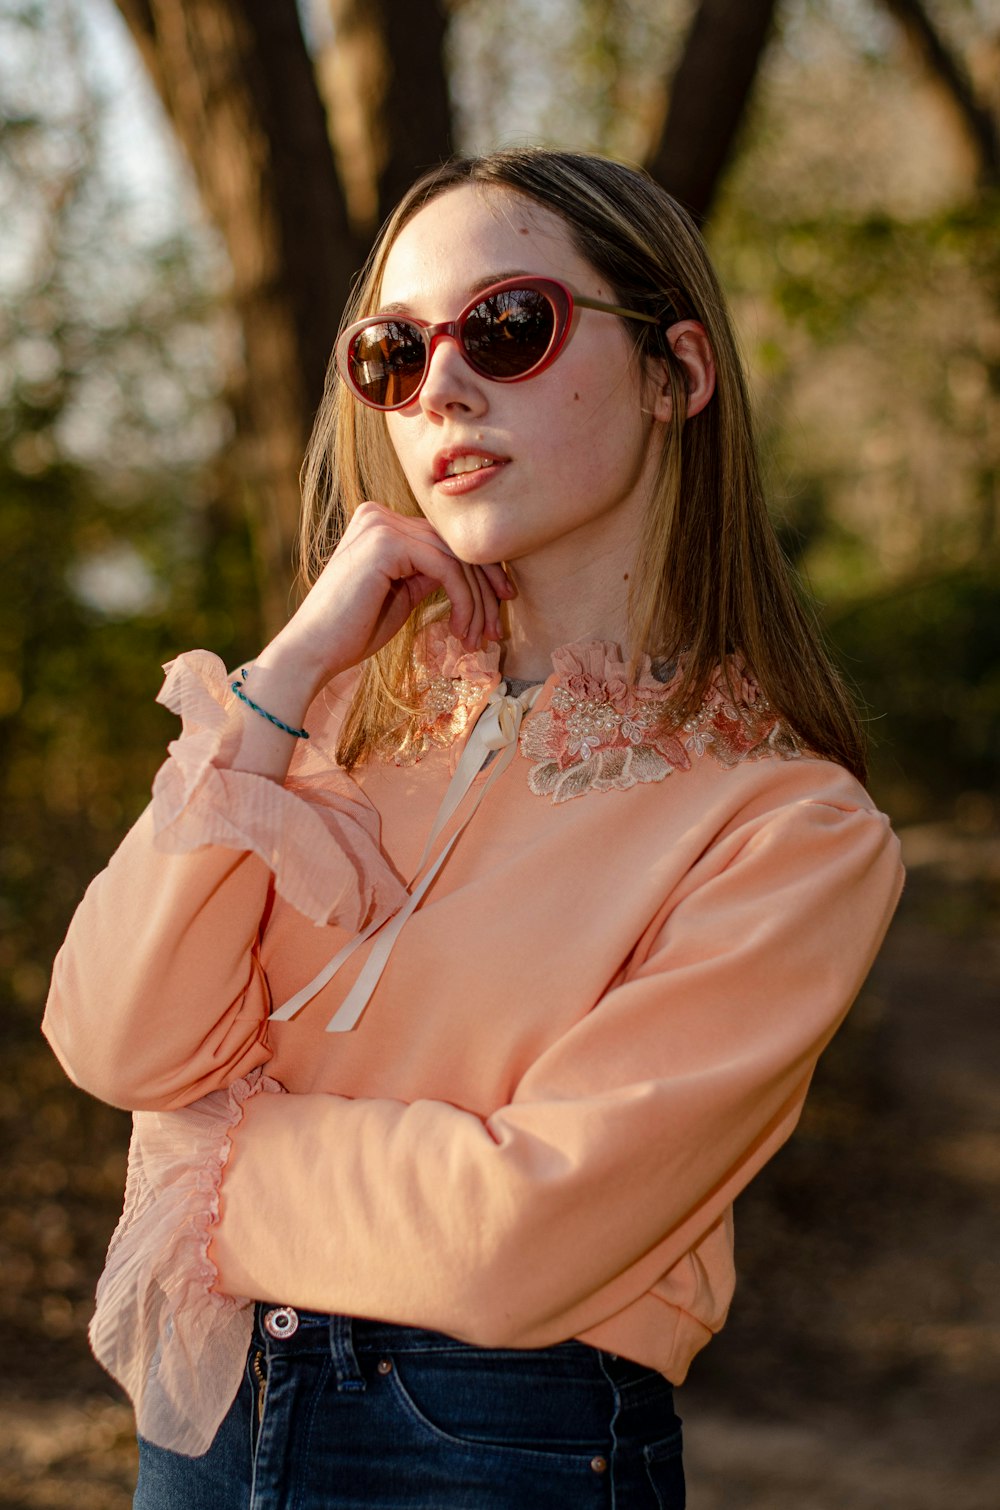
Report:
43,651,406,1111
89,1069,285,1456
153,650,404,929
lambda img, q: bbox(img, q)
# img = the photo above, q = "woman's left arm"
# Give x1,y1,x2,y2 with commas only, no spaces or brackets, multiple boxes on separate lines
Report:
206,793,903,1348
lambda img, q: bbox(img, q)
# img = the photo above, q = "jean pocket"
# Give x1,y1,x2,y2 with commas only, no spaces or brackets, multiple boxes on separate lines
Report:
643,1425,685,1510
384,1348,612,1464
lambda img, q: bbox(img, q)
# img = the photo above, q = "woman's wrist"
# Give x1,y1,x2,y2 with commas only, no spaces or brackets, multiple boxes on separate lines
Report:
226,651,323,780
252,629,336,699
231,669,311,741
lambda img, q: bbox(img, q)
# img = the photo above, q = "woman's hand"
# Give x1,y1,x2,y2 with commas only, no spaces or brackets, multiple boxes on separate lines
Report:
271,502,513,694
229,503,514,780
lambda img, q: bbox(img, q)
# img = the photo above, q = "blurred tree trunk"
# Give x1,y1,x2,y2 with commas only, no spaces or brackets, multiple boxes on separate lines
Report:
374,0,453,218
114,0,453,624
645,0,779,224
319,0,453,238
879,0,999,185
878,0,999,557
114,0,360,625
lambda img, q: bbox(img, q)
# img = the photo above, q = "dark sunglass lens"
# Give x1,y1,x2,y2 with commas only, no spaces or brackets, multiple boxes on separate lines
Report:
350,320,426,407
463,288,555,379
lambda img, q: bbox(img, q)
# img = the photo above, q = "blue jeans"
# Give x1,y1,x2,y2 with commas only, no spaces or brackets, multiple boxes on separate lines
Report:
134,1305,684,1509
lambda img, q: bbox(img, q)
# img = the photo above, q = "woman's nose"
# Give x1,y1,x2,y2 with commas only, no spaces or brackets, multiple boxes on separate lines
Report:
418,331,488,417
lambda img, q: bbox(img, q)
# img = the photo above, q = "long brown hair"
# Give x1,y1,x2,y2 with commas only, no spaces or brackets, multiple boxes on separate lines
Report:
300,148,867,780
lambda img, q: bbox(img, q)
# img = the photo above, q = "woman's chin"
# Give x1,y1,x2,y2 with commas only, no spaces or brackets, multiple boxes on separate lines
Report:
447,532,527,569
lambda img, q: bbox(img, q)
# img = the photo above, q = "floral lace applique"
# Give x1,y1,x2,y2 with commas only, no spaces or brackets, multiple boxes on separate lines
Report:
378,621,498,766
520,643,689,803
682,667,803,767
520,643,802,803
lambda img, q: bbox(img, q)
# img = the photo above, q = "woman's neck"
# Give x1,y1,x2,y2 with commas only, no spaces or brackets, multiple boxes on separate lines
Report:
498,557,633,681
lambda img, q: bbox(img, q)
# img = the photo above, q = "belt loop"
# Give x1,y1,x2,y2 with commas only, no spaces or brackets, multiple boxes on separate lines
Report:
328,1314,366,1393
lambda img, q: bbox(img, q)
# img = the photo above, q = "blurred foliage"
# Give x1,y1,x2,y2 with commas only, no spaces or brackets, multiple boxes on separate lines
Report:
831,566,1000,822
711,192,1000,819
0,0,260,1388
0,411,261,1032
449,0,687,160
700,0,999,821
714,197,999,595
0,0,262,1040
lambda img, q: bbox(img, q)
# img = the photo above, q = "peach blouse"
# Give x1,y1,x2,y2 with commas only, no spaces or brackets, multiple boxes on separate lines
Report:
44,625,904,1453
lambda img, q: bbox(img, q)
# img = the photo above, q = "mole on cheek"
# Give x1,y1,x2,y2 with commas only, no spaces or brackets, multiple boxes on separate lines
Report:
573,392,580,401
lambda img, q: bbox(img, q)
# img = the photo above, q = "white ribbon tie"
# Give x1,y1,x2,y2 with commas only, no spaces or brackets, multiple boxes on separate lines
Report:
269,682,541,1032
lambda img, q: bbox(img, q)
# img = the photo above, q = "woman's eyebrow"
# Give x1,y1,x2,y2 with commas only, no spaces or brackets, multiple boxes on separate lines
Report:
377,270,535,316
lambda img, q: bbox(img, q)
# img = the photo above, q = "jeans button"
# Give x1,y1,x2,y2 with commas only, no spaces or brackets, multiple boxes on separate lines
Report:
590,1455,609,1474
264,1306,299,1339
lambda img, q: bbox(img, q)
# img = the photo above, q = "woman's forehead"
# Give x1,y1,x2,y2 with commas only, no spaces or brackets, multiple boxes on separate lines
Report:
377,184,599,312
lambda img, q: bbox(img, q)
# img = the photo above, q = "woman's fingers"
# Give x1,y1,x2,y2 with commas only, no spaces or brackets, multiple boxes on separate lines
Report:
356,508,506,651
281,502,514,681
452,561,510,649
480,561,517,602
457,561,486,650
399,534,478,645
475,565,504,644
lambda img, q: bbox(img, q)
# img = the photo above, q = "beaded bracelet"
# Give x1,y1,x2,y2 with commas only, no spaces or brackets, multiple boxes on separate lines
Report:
230,668,310,740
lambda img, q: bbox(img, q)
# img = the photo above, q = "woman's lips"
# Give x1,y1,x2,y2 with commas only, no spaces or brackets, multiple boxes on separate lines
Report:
432,452,510,495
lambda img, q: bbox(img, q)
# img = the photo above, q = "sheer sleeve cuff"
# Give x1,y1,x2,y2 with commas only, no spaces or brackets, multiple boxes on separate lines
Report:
151,650,404,931
89,1069,285,1457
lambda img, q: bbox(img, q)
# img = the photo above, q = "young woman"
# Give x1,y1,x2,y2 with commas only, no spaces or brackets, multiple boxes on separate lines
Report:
45,149,903,1509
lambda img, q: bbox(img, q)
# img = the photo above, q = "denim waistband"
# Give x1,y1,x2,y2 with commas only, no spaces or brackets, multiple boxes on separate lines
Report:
252,1304,657,1391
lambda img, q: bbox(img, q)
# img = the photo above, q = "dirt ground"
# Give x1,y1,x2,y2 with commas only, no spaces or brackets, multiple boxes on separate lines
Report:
2,826,997,1509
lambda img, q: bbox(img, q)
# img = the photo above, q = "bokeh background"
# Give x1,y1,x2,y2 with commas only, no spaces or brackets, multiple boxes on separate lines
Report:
1,1,998,1505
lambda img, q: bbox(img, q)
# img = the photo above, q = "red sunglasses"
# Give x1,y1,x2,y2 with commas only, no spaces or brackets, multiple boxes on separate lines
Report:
335,276,671,412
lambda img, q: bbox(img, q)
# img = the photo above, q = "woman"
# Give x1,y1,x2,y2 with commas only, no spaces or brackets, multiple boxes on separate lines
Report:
44,149,903,1509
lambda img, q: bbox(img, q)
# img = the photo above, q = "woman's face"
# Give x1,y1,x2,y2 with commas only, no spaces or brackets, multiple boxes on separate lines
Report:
378,184,667,575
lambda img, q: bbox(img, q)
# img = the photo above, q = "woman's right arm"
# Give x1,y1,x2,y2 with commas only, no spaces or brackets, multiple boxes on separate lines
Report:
44,804,277,1111
42,648,409,1111
43,505,512,1111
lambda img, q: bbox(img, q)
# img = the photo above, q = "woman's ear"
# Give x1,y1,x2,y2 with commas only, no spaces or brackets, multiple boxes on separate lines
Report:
643,320,716,422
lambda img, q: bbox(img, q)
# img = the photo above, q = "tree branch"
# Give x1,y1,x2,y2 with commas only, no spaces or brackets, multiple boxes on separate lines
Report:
879,0,999,184
645,0,779,225
377,0,452,215
322,0,453,236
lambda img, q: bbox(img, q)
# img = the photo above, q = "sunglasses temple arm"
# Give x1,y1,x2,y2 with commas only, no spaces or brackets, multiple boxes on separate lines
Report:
573,295,666,326
570,294,688,327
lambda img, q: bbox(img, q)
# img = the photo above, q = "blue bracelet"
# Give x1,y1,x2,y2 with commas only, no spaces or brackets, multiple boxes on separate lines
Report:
231,668,310,740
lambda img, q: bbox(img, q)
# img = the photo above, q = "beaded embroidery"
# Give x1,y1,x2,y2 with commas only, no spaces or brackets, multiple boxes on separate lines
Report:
377,622,496,766
681,669,802,767
520,644,802,804
379,631,803,793
383,670,485,766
